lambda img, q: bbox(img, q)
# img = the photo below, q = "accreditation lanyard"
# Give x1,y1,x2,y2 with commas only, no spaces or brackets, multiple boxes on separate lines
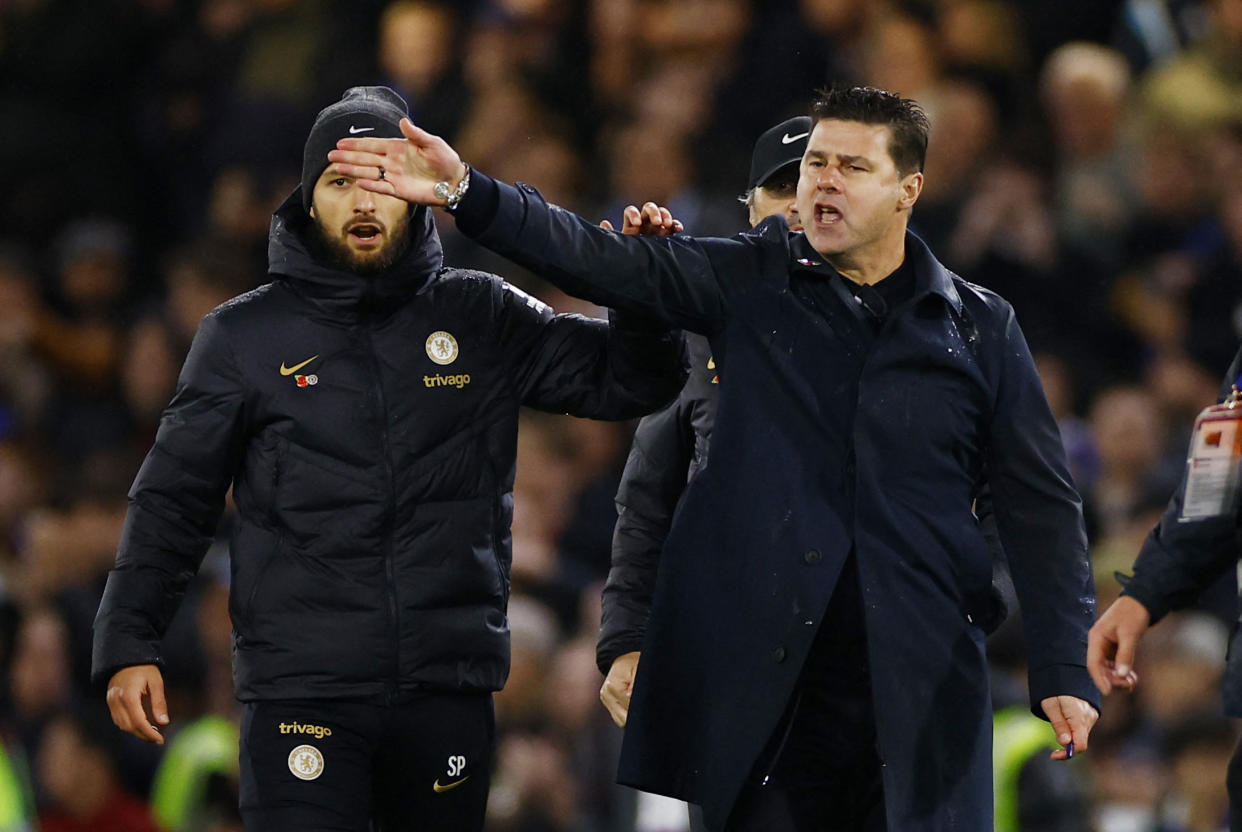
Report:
1179,385,1242,521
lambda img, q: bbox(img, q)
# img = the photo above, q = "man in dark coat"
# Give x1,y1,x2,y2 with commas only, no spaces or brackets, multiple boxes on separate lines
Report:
596,115,810,832
596,114,1016,832
1089,343,1242,831
92,86,685,832
329,85,1100,832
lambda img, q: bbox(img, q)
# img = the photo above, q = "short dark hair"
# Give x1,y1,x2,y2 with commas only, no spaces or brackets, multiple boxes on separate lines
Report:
810,86,929,176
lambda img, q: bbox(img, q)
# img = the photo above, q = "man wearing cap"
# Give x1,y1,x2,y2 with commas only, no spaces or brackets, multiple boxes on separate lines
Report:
597,115,808,713
329,86,1099,832
595,118,808,832
91,86,684,831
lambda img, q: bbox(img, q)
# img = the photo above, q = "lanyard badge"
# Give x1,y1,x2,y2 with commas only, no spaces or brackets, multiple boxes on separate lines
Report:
1180,386,1242,521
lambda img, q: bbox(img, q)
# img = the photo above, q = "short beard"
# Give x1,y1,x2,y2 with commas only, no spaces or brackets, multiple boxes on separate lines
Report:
308,210,412,276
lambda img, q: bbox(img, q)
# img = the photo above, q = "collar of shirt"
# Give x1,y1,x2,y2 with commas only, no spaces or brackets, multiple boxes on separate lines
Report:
786,231,963,317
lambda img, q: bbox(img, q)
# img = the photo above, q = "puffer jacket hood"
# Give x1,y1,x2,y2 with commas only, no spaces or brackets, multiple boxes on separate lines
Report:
267,186,444,315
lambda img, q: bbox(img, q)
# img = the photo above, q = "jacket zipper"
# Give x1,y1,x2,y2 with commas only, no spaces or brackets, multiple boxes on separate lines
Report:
365,326,401,702
483,444,510,605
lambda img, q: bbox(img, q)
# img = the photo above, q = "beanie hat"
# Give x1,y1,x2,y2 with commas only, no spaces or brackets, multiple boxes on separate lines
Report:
301,86,409,213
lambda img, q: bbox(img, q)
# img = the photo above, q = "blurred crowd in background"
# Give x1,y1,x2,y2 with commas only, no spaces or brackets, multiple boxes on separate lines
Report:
2,0,1242,829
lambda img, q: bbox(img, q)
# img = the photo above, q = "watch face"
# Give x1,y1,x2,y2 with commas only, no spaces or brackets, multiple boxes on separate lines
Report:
434,181,451,200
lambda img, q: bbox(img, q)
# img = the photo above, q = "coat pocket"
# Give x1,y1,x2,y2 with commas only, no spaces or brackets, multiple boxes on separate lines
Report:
231,525,285,632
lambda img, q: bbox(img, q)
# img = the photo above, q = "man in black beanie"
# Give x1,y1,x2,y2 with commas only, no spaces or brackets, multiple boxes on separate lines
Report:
92,86,685,831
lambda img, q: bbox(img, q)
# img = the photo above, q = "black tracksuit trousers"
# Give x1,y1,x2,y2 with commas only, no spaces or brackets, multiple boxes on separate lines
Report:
239,690,494,831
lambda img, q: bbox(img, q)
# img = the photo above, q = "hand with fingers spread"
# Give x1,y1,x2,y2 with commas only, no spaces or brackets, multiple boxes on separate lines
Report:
1087,595,1149,694
600,651,640,727
599,203,684,236
1039,694,1098,760
328,118,466,206
105,664,169,745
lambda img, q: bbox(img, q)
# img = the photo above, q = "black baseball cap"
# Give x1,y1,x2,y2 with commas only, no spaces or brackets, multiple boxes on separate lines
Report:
747,116,813,191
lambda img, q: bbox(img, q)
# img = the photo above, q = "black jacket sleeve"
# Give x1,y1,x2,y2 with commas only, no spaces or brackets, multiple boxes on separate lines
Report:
985,306,1099,715
493,280,687,419
1122,344,1242,623
596,392,697,673
91,313,247,685
453,172,734,334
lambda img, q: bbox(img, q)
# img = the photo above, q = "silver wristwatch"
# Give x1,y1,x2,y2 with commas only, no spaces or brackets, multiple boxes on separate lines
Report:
434,165,471,212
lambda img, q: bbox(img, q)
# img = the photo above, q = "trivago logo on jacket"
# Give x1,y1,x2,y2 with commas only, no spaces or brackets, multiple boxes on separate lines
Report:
424,373,471,389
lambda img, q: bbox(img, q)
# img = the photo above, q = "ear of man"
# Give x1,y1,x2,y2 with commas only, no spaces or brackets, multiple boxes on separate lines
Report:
899,172,924,211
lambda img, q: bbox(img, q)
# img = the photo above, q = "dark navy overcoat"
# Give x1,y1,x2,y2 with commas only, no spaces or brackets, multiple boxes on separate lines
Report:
456,174,1099,831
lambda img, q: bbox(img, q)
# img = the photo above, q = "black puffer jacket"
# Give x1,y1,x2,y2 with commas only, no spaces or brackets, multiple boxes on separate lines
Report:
92,191,685,701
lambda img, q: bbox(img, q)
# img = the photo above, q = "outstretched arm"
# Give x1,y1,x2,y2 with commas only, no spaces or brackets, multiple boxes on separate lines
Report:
328,122,740,333
493,280,686,419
